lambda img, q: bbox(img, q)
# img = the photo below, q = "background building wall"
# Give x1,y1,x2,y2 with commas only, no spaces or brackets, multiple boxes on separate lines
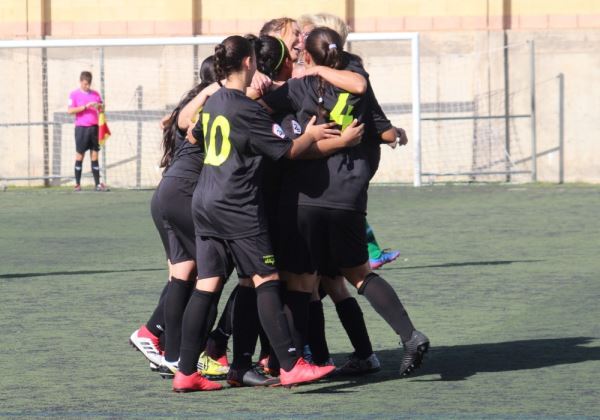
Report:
0,1,598,184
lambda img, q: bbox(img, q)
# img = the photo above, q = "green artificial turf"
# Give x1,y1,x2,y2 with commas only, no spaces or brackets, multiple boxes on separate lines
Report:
1,185,599,419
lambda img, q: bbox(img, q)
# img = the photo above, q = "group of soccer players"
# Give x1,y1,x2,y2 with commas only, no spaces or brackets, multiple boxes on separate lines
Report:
129,13,429,393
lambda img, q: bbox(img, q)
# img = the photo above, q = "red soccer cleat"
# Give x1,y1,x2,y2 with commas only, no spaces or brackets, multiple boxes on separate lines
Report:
129,325,163,367
172,371,223,393
279,358,335,387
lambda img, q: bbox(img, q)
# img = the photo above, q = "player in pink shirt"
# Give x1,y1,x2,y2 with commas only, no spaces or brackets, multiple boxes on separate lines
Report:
67,71,108,191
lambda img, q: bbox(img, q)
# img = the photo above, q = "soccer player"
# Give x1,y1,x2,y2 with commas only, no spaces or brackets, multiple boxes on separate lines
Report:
129,57,219,376
67,71,107,191
261,27,430,377
171,35,362,392
299,13,403,270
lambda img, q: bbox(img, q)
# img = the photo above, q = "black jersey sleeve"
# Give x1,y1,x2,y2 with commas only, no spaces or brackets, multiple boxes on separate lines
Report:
248,106,293,161
367,84,393,133
262,79,306,114
191,117,203,143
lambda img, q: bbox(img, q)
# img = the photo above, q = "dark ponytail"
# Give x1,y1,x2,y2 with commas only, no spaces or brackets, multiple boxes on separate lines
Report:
304,27,348,122
213,35,253,81
160,55,217,168
254,35,289,79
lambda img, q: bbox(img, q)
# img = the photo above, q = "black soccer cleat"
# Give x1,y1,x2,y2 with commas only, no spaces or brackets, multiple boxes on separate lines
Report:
226,367,280,387
399,330,429,377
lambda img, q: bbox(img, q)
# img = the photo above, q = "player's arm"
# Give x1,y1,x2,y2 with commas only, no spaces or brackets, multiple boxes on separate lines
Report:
299,119,364,159
285,116,340,159
297,66,367,95
177,82,221,130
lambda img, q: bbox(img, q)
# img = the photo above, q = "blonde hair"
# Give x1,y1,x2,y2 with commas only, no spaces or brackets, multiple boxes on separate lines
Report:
298,13,349,44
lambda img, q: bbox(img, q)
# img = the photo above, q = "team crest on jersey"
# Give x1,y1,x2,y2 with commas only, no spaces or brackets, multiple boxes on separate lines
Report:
272,124,286,139
292,120,302,135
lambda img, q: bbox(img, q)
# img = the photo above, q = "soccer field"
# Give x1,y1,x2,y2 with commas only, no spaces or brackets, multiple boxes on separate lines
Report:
1,185,599,419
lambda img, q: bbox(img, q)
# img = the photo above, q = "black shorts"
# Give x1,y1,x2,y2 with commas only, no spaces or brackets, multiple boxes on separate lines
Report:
196,233,277,280
75,125,99,154
157,176,197,264
278,205,368,277
150,183,170,260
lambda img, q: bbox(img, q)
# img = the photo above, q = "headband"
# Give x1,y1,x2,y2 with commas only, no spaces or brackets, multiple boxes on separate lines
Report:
274,38,286,72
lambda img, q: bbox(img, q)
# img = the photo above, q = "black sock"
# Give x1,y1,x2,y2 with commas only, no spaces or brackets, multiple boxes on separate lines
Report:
91,160,100,186
258,325,270,359
206,285,238,359
231,285,259,370
200,289,221,352
255,281,297,371
163,277,193,361
336,297,373,359
358,273,415,343
179,289,216,375
308,300,330,364
145,281,169,337
74,160,83,185
285,290,311,351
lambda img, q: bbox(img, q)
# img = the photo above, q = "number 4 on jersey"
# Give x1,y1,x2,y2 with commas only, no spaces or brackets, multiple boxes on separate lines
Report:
330,93,354,131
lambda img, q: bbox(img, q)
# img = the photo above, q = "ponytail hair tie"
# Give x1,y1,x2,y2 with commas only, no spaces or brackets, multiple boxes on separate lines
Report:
328,43,337,50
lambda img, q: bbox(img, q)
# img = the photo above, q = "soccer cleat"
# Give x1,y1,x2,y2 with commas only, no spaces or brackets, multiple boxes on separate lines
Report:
95,183,110,192
149,362,159,372
337,353,380,376
399,330,430,377
172,371,223,393
369,249,401,270
74,184,81,192
226,367,280,387
198,351,229,379
129,326,163,367
279,358,335,387
158,359,178,379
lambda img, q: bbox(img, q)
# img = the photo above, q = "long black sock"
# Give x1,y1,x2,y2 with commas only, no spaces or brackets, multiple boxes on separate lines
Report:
308,300,330,364
91,160,100,186
286,291,311,351
255,281,298,371
258,325,270,359
206,285,238,359
74,160,83,185
145,281,169,337
336,297,373,359
358,273,415,343
179,289,216,375
231,285,259,370
200,290,221,353
163,277,193,361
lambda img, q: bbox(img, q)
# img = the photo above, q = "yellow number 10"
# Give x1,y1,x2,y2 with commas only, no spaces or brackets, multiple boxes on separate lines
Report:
202,113,232,166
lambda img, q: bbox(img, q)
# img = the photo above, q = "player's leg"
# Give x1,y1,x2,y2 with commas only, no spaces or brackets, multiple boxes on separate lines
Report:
89,126,107,191
306,280,331,365
367,220,400,269
130,183,171,369
74,126,85,191
322,275,380,375
172,237,227,393
335,210,429,377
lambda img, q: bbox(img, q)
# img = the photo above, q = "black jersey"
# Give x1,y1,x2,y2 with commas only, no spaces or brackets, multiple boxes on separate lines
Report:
344,53,393,178
192,87,293,239
262,72,374,213
163,129,205,179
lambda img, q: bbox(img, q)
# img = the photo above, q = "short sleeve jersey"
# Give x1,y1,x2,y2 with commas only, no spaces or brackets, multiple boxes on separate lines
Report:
262,70,373,213
163,129,205,180
192,87,293,239
68,89,103,127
